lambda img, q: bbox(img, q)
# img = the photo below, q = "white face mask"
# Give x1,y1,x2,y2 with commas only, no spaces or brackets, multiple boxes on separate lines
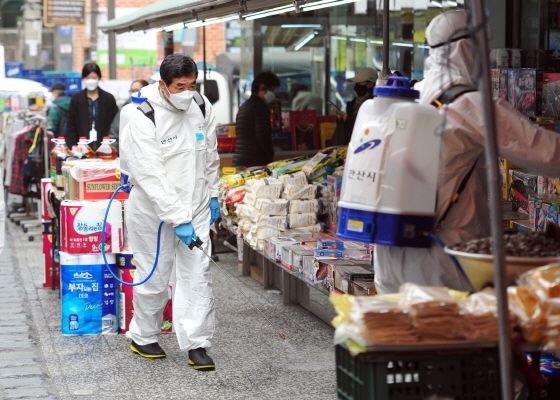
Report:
164,83,195,111
264,90,276,104
84,79,99,91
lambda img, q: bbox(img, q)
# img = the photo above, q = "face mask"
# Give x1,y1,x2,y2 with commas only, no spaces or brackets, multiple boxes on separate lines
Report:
354,83,370,97
84,79,99,91
264,90,276,104
164,84,195,111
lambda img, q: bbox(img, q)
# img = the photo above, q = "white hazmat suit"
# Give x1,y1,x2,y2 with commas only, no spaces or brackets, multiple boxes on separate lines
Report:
374,10,560,294
120,82,220,350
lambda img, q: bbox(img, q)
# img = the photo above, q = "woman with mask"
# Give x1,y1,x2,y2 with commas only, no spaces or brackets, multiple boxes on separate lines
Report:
65,62,119,150
233,70,280,169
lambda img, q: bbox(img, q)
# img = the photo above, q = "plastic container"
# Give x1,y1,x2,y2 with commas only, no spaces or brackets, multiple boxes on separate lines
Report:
95,137,118,160
337,77,442,246
76,137,95,159
335,344,501,400
50,137,71,189
510,48,521,68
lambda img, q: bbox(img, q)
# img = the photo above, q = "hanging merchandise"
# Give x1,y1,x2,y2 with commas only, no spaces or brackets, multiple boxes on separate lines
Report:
337,77,442,247
95,137,117,160
50,137,71,190
75,137,95,159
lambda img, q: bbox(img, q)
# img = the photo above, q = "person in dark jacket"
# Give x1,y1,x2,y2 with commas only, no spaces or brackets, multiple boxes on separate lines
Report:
108,79,149,152
233,70,280,168
336,67,378,135
47,81,71,136
65,62,119,150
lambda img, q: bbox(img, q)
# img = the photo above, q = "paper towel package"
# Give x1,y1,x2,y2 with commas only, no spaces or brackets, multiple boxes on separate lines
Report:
42,221,60,288
60,252,118,335
60,200,123,254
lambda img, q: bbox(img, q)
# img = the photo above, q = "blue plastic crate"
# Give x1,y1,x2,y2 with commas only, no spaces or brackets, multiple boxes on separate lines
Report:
5,62,23,77
22,69,43,81
42,70,81,78
41,77,82,95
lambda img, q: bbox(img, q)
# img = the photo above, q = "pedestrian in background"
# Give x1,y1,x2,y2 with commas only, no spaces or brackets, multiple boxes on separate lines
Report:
108,79,149,151
47,81,70,137
65,62,118,150
233,70,280,169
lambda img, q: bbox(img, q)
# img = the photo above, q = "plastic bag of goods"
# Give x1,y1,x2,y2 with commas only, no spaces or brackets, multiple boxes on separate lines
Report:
279,171,308,186
289,199,320,214
254,198,289,215
245,178,283,198
282,184,317,200
288,213,318,229
252,215,288,230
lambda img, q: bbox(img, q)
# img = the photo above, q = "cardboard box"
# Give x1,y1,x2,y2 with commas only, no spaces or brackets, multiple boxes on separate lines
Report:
64,160,128,201
281,244,306,271
316,238,344,250
291,248,314,274
534,194,560,231
542,73,560,119
42,221,59,288
41,178,52,221
283,111,319,151
267,237,300,262
333,264,374,294
351,281,377,296
60,200,123,254
314,249,343,258
509,169,538,216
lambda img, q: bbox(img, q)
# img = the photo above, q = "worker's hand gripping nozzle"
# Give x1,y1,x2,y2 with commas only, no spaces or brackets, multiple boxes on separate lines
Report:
188,234,204,250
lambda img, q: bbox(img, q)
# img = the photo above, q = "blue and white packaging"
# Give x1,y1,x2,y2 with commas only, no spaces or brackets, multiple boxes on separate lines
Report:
60,252,118,335
316,238,345,250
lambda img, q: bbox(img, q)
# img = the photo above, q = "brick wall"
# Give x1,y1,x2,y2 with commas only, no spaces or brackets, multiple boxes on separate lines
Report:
73,1,226,81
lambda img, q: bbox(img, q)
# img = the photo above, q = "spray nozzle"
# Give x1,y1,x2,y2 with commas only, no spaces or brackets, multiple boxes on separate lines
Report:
189,233,204,250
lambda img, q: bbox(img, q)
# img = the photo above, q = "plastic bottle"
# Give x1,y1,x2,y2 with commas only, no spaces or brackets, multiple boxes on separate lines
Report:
337,76,443,247
496,48,509,69
50,137,71,189
76,137,95,159
68,145,84,160
510,49,522,68
95,137,118,160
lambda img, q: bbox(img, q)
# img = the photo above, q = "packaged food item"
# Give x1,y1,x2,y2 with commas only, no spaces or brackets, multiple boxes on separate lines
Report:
245,178,283,198
254,198,289,215
282,184,317,200
251,215,288,230
279,171,308,186
333,264,374,294
522,264,560,301
508,285,547,344
75,137,95,159
289,199,320,214
288,212,318,228
95,137,118,160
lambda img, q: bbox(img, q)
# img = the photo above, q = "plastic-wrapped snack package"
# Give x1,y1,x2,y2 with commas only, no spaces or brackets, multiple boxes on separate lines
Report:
243,192,257,206
544,298,560,352
282,184,317,200
224,184,246,205
508,286,548,345
462,288,500,341
291,223,324,233
288,212,318,229
248,226,284,239
220,174,246,191
399,283,467,341
236,203,257,220
521,264,560,302
254,198,289,215
245,178,283,198
279,171,308,186
289,199,320,214
251,215,288,230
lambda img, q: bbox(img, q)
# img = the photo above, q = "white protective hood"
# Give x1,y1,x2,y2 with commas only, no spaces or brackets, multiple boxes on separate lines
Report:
374,10,560,294
120,82,220,226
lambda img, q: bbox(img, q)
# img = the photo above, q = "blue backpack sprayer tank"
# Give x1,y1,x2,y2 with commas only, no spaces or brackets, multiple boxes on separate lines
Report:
337,76,444,248
99,90,286,339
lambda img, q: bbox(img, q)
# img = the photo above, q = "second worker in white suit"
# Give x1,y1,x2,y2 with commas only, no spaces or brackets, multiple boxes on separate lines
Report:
120,54,220,370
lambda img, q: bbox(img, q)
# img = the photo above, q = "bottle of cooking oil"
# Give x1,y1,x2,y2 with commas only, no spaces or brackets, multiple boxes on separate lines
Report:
75,137,95,159
94,137,118,160
50,137,70,189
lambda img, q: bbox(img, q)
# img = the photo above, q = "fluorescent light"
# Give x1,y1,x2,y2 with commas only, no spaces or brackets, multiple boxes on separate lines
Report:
281,24,322,28
370,40,383,44
444,0,458,5
393,42,414,47
331,36,346,40
162,22,185,32
430,0,443,7
350,38,366,42
185,15,238,29
294,32,317,51
417,44,430,49
302,0,359,12
244,5,295,20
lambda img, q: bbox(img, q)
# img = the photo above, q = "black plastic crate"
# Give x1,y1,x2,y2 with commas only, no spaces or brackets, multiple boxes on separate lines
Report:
336,344,501,400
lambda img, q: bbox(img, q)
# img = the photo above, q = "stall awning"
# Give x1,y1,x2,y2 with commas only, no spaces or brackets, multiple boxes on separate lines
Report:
99,0,293,34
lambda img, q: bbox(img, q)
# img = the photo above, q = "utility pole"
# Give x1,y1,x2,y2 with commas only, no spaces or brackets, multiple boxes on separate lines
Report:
22,0,42,68
164,31,174,57
107,0,116,78
90,0,98,61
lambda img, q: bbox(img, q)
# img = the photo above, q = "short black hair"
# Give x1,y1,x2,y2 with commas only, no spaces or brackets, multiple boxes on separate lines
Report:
289,83,309,101
160,54,198,86
132,79,150,88
82,62,102,79
251,70,281,94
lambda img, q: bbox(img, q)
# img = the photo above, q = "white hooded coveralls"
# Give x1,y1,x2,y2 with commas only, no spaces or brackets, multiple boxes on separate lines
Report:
374,10,560,294
120,83,220,350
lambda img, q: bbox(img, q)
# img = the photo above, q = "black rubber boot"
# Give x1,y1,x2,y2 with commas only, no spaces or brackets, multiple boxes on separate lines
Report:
130,341,166,358
188,348,215,370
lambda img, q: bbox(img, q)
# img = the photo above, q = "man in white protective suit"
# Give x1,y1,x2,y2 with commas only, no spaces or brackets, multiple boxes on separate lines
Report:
120,54,220,370
374,10,560,294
